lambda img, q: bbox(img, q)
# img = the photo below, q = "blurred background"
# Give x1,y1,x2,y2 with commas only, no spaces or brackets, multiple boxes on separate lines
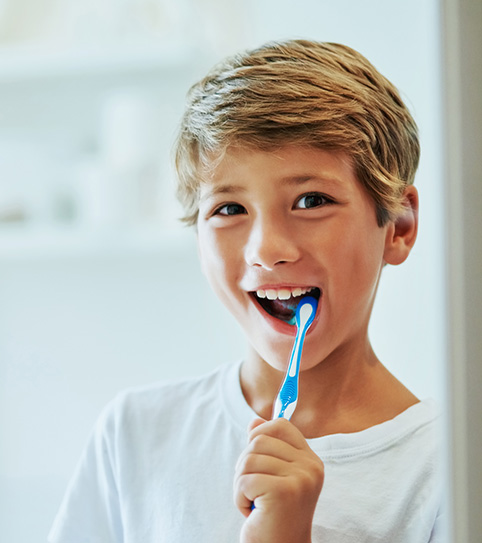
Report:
0,0,446,541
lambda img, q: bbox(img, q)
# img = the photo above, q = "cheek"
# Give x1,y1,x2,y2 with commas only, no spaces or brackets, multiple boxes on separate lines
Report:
197,224,220,265
197,229,238,294
326,226,385,298
344,240,386,310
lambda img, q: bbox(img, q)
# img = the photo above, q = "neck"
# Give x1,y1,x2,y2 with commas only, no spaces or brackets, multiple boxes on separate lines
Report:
240,338,418,439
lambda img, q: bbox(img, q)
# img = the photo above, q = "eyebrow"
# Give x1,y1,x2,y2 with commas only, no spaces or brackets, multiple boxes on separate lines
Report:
281,175,344,187
199,184,246,202
199,175,343,201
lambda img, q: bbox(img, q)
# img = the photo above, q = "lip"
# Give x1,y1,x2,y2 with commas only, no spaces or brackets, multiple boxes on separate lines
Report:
248,287,322,336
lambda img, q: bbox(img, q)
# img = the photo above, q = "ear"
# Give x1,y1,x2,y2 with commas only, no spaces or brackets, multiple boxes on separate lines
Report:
383,185,419,266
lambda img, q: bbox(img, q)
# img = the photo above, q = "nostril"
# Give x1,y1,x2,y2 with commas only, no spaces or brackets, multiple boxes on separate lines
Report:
244,223,302,269
245,245,301,269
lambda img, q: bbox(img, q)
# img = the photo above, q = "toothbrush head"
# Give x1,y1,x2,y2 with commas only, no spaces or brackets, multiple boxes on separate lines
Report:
295,296,318,330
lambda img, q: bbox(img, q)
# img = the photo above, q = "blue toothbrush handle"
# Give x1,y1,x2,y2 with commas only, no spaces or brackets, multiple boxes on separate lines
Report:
272,324,308,420
273,373,299,420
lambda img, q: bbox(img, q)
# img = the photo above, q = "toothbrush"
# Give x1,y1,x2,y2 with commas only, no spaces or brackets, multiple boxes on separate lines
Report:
272,296,318,420
250,296,318,511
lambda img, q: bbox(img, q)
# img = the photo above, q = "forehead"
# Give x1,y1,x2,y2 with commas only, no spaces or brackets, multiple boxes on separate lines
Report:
199,145,360,199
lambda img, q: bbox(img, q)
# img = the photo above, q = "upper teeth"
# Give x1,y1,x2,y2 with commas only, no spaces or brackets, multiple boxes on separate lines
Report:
256,287,315,300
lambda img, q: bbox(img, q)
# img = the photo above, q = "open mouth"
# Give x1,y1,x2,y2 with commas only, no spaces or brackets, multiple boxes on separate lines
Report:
251,287,321,326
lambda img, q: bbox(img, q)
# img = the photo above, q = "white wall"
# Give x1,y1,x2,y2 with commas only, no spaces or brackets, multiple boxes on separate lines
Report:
0,1,445,541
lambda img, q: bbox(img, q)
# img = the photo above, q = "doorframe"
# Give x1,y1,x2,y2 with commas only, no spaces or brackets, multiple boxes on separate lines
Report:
442,0,482,541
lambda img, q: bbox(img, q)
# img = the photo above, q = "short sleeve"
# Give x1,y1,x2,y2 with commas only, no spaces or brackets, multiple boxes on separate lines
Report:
428,510,448,543
48,401,123,543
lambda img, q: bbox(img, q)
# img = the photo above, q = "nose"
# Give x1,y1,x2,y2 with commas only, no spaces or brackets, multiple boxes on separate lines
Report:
244,215,301,269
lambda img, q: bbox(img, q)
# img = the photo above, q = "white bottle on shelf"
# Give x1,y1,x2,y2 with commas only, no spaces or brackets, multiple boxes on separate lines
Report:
75,88,164,230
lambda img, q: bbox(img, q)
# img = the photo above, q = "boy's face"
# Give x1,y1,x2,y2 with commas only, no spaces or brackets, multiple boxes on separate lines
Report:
196,145,394,373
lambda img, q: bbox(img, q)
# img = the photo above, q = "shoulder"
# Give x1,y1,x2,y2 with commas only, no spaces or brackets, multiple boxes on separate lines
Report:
376,398,442,450
311,400,444,540
363,399,444,493
97,361,239,438
395,398,442,449
310,399,442,461
375,398,443,461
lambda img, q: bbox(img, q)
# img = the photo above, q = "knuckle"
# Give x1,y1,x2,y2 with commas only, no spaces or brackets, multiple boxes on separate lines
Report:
250,433,269,451
304,458,325,489
287,459,324,497
272,417,291,434
234,472,249,496
240,452,257,473
314,462,325,488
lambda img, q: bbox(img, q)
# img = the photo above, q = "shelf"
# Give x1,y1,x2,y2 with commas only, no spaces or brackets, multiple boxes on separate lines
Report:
0,224,196,260
0,40,202,262
0,42,196,83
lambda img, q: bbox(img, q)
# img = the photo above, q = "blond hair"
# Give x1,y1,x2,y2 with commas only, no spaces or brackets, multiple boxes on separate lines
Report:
174,39,420,226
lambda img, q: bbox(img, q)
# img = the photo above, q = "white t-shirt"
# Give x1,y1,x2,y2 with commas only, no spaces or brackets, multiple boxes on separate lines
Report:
49,361,444,543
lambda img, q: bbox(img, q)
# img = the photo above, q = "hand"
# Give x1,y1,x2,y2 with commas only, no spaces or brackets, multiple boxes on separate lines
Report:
234,418,324,543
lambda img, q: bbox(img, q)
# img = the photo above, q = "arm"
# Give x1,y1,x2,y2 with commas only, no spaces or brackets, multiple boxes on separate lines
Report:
234,418,324,543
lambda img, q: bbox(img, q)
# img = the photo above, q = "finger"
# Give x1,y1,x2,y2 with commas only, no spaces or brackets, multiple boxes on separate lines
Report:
235,451,290,480
248,417,309,450
235,433,298,473
234,472,280,515
235,463,325,516
247,417,266,434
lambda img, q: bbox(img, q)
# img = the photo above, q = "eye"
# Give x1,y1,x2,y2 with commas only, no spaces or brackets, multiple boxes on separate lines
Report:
213,203,247,216
294,192,334,209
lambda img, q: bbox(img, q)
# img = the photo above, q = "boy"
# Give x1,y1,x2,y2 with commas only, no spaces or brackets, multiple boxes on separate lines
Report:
49,40,443,542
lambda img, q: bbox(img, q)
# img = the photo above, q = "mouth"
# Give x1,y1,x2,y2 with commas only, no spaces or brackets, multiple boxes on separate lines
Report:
250,286,321,326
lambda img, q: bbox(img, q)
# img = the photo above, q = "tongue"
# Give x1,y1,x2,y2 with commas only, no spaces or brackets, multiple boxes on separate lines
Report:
257,294,307,323
266,298,298,320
